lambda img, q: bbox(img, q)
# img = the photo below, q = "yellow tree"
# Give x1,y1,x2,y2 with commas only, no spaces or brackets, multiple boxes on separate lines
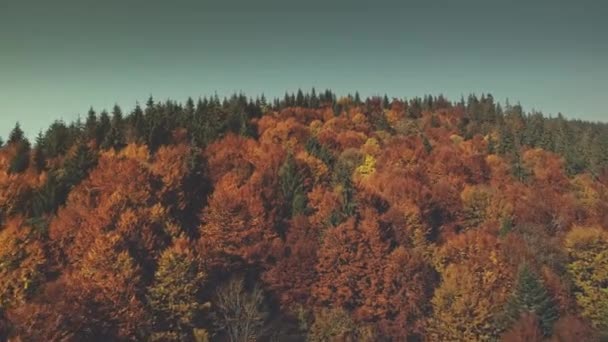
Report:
429,230,514,341
564,226,608,333
147,237,208,341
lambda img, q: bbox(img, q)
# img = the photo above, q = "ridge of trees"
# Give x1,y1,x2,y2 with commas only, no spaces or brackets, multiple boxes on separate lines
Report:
0,90,606,341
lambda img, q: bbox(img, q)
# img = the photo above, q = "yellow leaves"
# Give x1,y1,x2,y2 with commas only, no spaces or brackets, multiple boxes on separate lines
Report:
428,262,510,341
107,143,150,163
564,226,607,251
355,154,376,178
122,143,150,162
460,185,493,230
450,134,464,145
564,226,608,331
571,174,600,213
309,119,323,135
352,112,368,126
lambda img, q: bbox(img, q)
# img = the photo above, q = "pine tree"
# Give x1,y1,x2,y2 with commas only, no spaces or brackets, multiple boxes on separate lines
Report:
62,143,98,191
97,110,111,145
503,263,559,336
32,132,47,172
310,88,319,108
130,103,146,143
8,125,31,174
9,139,31,174
354,91,361,105
279,153,307,218
85,107,98,142
102,105,126,150
8,122,25,144
296,89,305,107
498,125,515,155
383,94,390,109
423,135,433,154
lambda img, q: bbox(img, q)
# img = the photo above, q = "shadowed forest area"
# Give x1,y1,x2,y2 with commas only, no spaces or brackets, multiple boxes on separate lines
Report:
0,90,607,341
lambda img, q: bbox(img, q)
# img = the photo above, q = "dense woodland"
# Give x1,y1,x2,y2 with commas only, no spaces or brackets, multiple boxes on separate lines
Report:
0,90,607,341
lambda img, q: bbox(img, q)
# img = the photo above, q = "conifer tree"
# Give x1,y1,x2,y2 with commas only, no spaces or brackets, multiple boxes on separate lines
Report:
503,263,559,336
9,138,31,174
279,153,307,218
85,107,98,142
8,122,25,144
102,105,126,150
32,131,47,172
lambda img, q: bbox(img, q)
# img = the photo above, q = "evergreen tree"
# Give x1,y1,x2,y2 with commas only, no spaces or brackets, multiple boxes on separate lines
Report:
44,121,72,158
102,105,126,150
310,88,319,108
130,103,146,143
498,125,515,155
62,142,98,191
423,135,433,154
305,137,334,166
97,110,111,145
32,132,47,172
383,94,390,109
279,153,307,219
184,97,195,124
8,122,25,144
296,89,305,107
9,138,31,174
85,107,98,142
354,91,361,105
503,263,559,336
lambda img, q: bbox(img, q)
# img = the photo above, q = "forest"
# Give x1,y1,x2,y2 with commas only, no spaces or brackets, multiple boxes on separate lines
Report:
0,89,607,341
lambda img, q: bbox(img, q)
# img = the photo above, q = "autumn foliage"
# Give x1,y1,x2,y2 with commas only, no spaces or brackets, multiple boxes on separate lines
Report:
0,91,607,341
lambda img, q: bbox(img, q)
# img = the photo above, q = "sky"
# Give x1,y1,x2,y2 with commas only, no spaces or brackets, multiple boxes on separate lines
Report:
1,0,607,138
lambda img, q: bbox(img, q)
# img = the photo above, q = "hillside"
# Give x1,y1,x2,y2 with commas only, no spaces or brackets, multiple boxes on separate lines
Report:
1,90,607,341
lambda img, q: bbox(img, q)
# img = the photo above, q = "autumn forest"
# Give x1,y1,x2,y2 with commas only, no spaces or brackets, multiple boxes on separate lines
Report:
1,90,608,341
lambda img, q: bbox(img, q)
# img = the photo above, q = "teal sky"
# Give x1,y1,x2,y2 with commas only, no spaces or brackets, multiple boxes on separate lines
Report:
1,0,607,138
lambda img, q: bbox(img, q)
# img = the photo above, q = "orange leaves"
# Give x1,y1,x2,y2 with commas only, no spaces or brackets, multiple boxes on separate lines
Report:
523,148,568,187
199,174,278,266
262,215,319,309
0,218,46,307
312,209,433,339
49,151,171,269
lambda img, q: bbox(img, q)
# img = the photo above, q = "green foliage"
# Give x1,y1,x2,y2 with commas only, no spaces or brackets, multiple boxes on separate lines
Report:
32,132,47,172
8,123,25,145
42,121,73,158
9,139,30,174
502,263,559,336
305,137,334,166
279,153,307,218
147,240,207,341
498,217,513,237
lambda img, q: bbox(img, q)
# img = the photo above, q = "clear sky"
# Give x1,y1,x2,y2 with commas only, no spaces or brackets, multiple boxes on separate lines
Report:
1,0,607,138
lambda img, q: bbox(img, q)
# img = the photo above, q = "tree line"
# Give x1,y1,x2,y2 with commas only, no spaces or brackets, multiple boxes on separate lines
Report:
0,90,607,341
